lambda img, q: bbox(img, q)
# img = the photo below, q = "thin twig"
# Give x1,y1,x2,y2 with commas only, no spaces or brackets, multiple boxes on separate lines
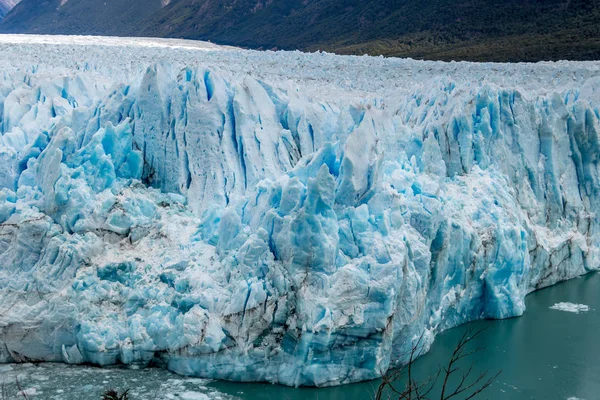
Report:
15,377,30,400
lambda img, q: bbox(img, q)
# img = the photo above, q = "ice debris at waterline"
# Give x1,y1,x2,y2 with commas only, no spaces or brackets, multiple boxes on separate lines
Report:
550,303,591,313
0,35,598,387
0,363,232,399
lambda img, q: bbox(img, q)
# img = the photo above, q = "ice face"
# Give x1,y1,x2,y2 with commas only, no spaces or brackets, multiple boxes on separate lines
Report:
0,35,598,387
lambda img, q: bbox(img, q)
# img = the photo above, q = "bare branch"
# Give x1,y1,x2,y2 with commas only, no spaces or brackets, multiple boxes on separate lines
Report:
418,367,441,399
407,331,426,400
464,370,502,400
377,324,498,400
15,377,30,400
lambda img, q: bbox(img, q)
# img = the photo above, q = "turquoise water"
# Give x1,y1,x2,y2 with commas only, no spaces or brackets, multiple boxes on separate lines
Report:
1,273,598,399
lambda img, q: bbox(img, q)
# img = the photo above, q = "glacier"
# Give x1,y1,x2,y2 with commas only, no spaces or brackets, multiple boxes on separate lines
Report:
0,35,598,387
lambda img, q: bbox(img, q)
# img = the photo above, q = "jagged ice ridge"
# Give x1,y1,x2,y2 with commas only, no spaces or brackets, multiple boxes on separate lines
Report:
0,35,598,387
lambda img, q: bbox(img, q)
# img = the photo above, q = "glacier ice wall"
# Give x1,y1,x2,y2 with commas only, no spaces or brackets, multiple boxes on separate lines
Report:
0,36,599,387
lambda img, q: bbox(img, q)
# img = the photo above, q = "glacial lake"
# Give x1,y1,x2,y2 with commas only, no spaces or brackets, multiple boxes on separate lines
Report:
2,272,599,400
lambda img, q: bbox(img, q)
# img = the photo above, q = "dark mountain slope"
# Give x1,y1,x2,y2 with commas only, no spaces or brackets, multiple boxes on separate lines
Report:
138,0,600,61
0,0,166,35
1,0,600,62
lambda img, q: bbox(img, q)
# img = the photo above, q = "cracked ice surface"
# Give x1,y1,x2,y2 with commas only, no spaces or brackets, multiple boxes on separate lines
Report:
0,35,598,387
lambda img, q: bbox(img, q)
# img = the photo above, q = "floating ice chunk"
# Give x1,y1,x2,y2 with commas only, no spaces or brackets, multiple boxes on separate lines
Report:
550,303,590,314
179,392,210,400
20,388,38,396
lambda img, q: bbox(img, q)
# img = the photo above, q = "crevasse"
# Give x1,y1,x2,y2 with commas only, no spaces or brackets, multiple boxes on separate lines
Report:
0,36,598,387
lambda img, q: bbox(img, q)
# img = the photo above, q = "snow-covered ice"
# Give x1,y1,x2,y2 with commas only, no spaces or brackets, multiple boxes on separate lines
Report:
550,303,590,313
0,34,598,387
